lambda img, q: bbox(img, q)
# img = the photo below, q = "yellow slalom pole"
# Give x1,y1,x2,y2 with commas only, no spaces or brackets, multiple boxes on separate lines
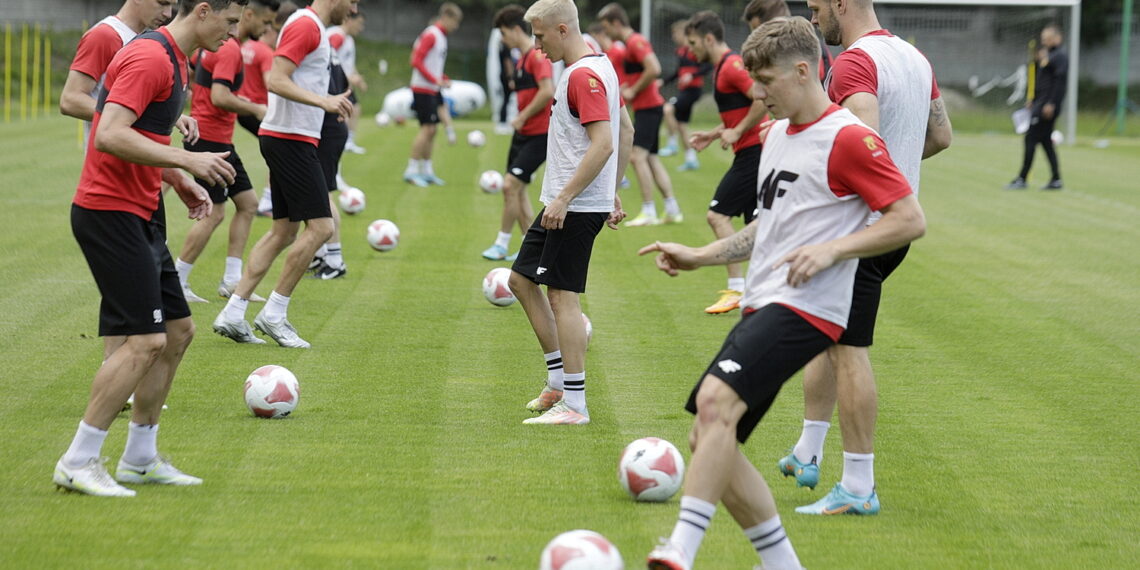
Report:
44,31,51,114
20,23,28,120
31,23,40,119
1026,39,1037,105
4,23,11,123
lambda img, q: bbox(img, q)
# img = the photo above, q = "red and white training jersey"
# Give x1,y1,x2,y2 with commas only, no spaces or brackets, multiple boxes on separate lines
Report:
605,41,627,87
713,51,761,153
410,23,448,94
743,105,912,336
191,38,244,143
238,38,273,105
327,26,357,77
70,15,137,141
260,7,330,144
514,48,553,136
542,54,622,213
621,32,664,110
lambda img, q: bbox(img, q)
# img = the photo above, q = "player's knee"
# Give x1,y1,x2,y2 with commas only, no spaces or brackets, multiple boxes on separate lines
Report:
631,147,649,163
165,318,195,352
694,377,744,429
507,271,532,297
706,210,730,229
129,333,167,361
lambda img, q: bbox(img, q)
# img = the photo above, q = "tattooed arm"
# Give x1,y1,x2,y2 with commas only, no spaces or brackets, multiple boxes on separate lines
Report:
637,220,759,276
923,96,952,159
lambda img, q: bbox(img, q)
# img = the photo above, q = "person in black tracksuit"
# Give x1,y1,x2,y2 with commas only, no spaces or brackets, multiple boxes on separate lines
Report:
1008,24,1067,190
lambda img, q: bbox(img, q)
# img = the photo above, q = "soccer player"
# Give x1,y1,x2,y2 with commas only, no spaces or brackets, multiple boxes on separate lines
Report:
249,1,293,217
684,11,768,316
212,0,356,349
639,17,925,568
175,0,278,304
511,0,631,425
329,10,367,155
598,2,682,227
743,0,834,82
56,0,246,497
480,4,553,262
777,0,952,516
659,19,710,172
1006,24,1067,190
403,2,462,187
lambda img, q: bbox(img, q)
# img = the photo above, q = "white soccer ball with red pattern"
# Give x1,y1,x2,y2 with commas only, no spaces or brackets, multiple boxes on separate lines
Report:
482,267,515,307
539,529,624,570
618,437,685,502
243,365,300,419
467,129,487,147
338,187,366,215
478,170,504,193
367,219,400,252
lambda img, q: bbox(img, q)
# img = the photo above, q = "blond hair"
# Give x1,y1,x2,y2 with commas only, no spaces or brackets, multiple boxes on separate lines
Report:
741,16,820,72
524,0,578,27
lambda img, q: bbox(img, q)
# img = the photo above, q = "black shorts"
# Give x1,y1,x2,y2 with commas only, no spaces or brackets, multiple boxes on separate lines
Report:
511,210,607,293
687,304,834,443
633,106,664,153
709,144,762,223
505,132,548,184
413,92,443,125
237,114,261,137
318,121,348,193
259,135,331,222
838,245,910,347
71,205,191,336
183,138,253,203
672,86,702,123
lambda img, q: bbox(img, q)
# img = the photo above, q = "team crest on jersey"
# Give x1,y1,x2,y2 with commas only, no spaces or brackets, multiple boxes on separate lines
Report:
588,77,599,89
863,136,878,151
733,60,743,69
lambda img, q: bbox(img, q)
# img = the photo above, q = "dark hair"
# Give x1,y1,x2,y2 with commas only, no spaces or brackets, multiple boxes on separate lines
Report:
179,0,249,17
493,4,529,34
597,3,629,27
275,0,298,26
743,0,790,24
685,10,724,42
251,0,280,10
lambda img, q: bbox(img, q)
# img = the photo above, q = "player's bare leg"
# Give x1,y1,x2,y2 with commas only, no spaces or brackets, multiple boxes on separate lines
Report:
626,147,659,226
704,211,744,314
648,154,682,223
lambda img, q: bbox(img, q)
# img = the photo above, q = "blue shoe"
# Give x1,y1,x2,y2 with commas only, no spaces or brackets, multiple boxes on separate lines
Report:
424,174,446,186
482,244,509,260
658,143,679,157
506,252,518,262
795,483,880,516
404,173,429,187
777,452,820,489
677,159,700,172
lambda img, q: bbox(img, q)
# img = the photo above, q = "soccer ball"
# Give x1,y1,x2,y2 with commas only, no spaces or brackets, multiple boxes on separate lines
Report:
482,267,515,307
479,170,504,193
243,365,300,419
618,437,685,502
367,219,400,252
582,313,593,345
374,111,391,127
539,530,623,570
1051,129,1064,145
338,187,365,215
467,129,487,147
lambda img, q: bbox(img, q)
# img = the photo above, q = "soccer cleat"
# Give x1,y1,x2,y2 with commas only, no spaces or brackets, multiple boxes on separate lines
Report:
253,311,311,349
620,176,631,189
777,452,820,489
662,212,684,225
658,143,679,157
424,174,446,186
522,401,589,425
54,457,136,497
181,286,209,303
705,290,742,315
116,456,202,486
404,173,429,187
525,386,564,413
1042,179,1063,190
1004,178,1027,190
677,159,700,172
482,244,512,261
212,313,267,344
625,212,660,227
217,281,266,302
647,539,690,570
343,141,366,155
795,483,880,516
312,262,347,280
307,255,325,272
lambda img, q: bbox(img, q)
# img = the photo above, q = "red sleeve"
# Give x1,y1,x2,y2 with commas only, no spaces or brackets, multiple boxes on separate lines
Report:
104,42,172,117
210,40,244,88
567,68,610,125
531,51,553,82
274,16,320,66
256,42,274,74
724,56,754,97
328,32,345,50
70,25,123,80
827,49,877,104
625,35,650,64
410,30,439,84
828,125,912,211
930,69,941,100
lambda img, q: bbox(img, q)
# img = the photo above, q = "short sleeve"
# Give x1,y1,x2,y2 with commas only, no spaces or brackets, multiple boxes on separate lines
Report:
70,25,123,80
827,49,877,104
567,67,610,125
328,32,345,50
210,40,244,87
725,56,754,97
104,42,172,117
274,16,320,66
625,36,650,64
828,125,912,211
531,51,553,82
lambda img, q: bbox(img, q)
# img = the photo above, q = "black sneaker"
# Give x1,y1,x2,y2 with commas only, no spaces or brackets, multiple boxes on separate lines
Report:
1004,178,1027,190
307,256,325,272
1041,179,1063,190
313,262,347,280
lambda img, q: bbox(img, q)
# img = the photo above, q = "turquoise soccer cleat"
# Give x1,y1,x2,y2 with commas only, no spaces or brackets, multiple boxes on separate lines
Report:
795,483,880,516
777,452,820,489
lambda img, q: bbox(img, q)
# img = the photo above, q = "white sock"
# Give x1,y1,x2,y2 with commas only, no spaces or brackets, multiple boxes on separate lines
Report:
122,422,158,466
423,159,435,176
223,294,249,321
223,257,242,285
175,258,193,288
666,135,677,147
62,421,108,468
544,350,564,390
346,131,356,146
259,187,272,210
325,242,344,268
664,197,681,216
669,496,716,566
728,277,746,292
562,371,586,414
685,148,698,162
264,291,290,323
405,158,418,176
793,419,830,465
745,515,800,570
494,231,512,250
336,171,348,190
840,451,875,497
641,202,656,217
315,244,328,260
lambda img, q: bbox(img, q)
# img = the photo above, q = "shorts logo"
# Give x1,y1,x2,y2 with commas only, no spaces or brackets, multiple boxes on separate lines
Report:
511,167,524,176
536,267,548,275
709,199,719,207
152,309,163,324
717,359,742,374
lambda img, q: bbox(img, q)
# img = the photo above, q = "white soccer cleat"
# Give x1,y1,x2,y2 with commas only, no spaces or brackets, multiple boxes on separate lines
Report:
181,286,209,303
54,457,136,497
647,539,690,570
217,281,266,302
116,456,202,486
253,311,311,349
212,312,267,344
522,401,589,425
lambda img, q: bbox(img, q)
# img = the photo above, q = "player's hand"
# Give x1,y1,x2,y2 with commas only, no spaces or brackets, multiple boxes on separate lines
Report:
510,114,526,133
350,74,368,92
541,198,569,230
185,150,236,188
689,129,718,152
323,89,353,117
176,114,199,145
637,241,702,276
720,127,742,150
167,170,212,220
775,243,840,287
445,126,457,145
253,103,268,121
757,119,775,145
1042,103,1055,120
606,195,626,230
621,87,637,103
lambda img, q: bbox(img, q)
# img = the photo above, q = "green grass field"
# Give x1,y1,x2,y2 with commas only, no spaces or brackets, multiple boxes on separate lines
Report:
0,114,1137,569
